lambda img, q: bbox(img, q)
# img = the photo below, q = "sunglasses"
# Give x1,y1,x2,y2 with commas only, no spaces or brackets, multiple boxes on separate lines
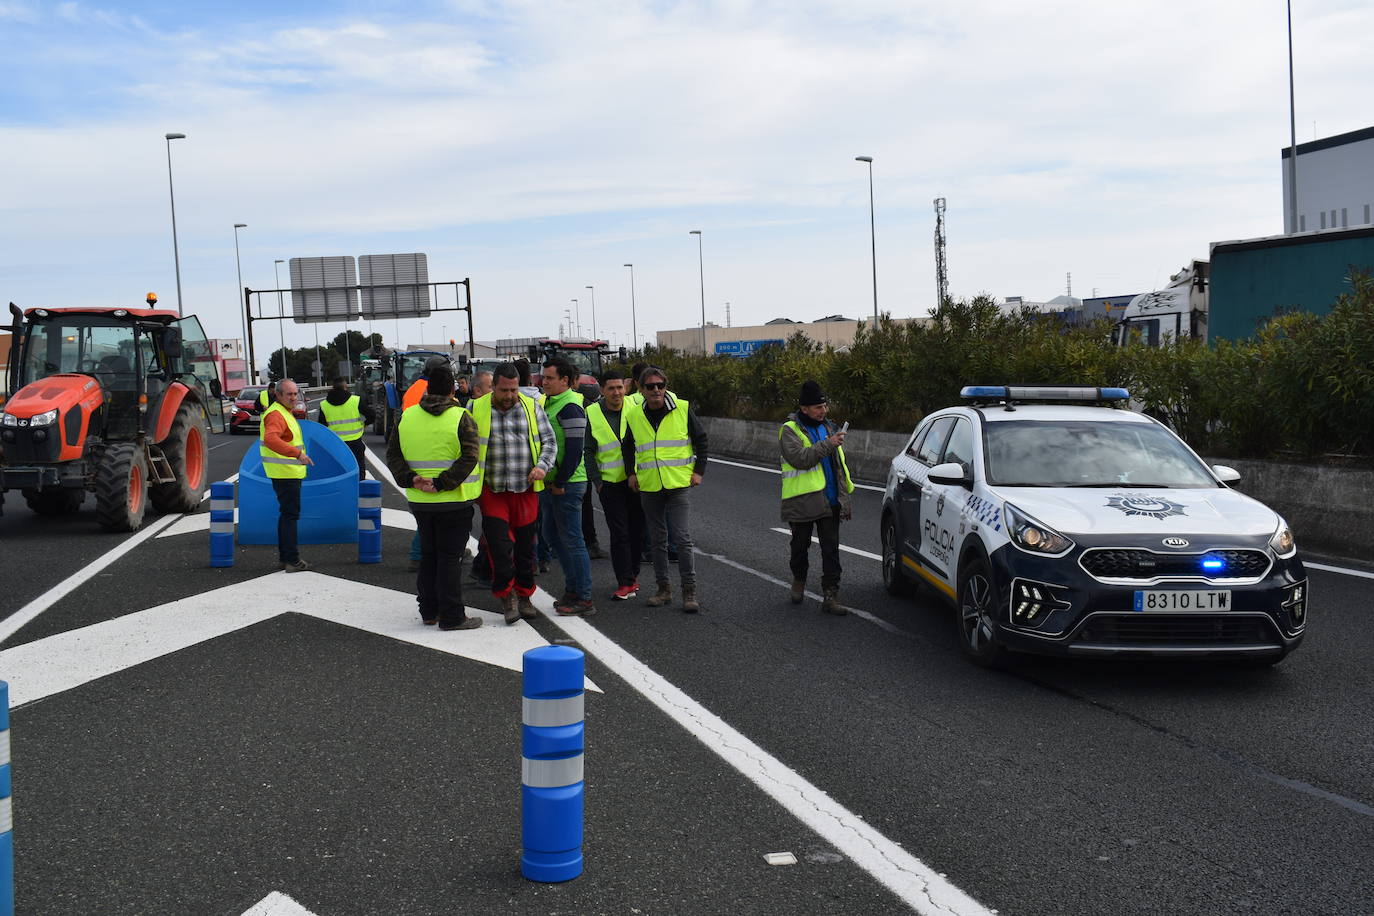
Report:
642,382,666,390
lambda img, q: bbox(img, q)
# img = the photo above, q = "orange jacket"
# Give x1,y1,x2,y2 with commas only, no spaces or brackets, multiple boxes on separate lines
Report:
402,378,429,411
263,410,304,459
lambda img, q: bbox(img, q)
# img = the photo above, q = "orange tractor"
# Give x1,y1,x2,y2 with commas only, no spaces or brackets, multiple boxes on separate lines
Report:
0,300,224,530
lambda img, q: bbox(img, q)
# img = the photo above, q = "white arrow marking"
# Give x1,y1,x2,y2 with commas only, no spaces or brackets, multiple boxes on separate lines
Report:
2,570,599,708
242,891,319,916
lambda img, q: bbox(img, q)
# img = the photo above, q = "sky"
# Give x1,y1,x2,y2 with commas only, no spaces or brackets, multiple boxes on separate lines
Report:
2,0,1372,368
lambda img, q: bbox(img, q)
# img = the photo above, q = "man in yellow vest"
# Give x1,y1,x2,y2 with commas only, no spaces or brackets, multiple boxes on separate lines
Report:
259,379,314,572
385,363,483,630
256,381,276,412
584,368,643,600
316,376,373,480
780,380,854,614
624,366,708,612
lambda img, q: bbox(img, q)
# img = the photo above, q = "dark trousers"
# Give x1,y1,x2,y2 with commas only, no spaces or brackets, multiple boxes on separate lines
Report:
415,505,474,626
479,489,541,599
582,484,599,546
598,480,643,587
789,507,843,590
271,477,302,565
345,438,367,480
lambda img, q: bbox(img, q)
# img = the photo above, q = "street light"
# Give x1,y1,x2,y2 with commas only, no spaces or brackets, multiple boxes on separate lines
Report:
273,259,288,381
164,132,187,317
689,230,706,355
571,298,580,337
856,156,878,322
585,285,597,340
232,224,248,380
623,263,637,352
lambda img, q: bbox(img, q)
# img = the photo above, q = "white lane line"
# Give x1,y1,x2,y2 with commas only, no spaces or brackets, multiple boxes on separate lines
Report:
709,455,885,492
363,441,983,914
1305,561,1374,581
768,526,881,561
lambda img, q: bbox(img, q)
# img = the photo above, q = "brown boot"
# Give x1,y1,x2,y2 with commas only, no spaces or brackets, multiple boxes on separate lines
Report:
646,580,673,607
682,585,700,613
790,579,805,604
503,593,520,625
821,587,846,615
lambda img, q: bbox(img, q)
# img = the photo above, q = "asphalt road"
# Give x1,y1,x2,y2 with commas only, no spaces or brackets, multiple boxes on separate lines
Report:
3,425,1373,915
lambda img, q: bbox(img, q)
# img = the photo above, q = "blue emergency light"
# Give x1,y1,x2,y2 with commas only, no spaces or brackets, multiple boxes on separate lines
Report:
1201,556,1226,572
960,386,1130,402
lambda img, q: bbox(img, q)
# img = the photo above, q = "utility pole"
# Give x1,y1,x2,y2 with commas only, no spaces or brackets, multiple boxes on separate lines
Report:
933,198,949,309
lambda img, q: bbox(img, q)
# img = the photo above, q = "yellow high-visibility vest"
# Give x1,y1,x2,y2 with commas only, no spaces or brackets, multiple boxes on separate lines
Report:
469,392,544,494
398,405,475,503
259,402,308,479
625,397,693,492
780,420,853,500
586,401,627,484
319,395,364,441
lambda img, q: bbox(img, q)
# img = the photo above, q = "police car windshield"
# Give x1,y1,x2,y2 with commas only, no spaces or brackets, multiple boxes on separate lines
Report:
984,420,1217,488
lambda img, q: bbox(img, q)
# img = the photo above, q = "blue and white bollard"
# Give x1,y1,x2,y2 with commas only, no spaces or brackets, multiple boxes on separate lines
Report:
2,680,14,916
521,646,585,883
209,481,235,568
358,480,382,564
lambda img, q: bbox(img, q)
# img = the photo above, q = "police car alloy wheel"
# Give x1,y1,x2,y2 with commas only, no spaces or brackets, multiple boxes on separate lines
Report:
879,385,1307,667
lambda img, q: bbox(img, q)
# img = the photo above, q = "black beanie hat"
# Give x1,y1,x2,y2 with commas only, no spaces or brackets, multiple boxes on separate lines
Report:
799,380,826,406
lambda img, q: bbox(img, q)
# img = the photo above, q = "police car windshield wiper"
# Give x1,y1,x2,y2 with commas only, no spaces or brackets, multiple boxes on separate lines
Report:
1062,482,1172,488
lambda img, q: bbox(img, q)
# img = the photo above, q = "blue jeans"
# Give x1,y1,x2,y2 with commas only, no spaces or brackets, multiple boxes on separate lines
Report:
541,482,591,601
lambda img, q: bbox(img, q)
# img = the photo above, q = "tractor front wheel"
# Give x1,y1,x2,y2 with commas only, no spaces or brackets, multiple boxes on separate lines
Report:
150,402,209,514
95,442,148,532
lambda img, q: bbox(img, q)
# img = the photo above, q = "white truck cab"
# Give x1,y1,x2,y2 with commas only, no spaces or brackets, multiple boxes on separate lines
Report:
1112,260,1210,346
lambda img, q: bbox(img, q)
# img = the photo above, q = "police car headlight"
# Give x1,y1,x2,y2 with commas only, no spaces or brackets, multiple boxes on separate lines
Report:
1269,520,1296,558
1005,504,1074,555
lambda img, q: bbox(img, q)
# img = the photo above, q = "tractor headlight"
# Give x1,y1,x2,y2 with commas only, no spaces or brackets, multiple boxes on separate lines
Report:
0,412,17,427
1005,503,1074,556
29,408,59,427
1269,519,1296,558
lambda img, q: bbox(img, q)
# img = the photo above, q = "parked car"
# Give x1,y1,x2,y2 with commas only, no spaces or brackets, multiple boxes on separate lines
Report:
229,386,268,435
879,385,1307,667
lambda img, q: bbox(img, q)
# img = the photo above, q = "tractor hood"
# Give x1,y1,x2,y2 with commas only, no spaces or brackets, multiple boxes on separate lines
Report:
3,373,105,420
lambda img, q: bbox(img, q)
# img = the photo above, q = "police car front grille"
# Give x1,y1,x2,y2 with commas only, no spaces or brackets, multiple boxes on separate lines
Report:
1074,614,1279,647
1080,548,1270,581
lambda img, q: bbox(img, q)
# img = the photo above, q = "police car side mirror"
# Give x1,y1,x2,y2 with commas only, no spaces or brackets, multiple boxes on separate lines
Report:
929,462,971,487
1212,465,1241,484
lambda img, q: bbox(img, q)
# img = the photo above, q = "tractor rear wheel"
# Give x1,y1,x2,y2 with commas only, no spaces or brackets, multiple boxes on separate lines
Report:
95,442,148,531
23,486,84,515
150,402,208,514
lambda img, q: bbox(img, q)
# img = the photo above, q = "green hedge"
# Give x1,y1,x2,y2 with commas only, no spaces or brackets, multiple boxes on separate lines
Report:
626,274,1374,462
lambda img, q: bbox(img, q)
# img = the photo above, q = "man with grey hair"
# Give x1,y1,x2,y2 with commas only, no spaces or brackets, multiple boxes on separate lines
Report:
470,369,494,399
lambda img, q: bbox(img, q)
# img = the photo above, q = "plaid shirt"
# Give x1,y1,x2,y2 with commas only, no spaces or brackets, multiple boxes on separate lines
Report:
485,397,558,493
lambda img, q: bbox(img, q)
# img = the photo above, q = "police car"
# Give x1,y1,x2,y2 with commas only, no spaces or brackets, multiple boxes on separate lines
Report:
879,386,1307,666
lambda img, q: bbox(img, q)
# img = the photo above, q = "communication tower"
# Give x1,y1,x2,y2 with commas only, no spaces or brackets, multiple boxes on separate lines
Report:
933,198,949,308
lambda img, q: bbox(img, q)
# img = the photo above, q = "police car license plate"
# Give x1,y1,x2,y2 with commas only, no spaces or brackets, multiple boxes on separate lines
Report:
1133,589,1231,612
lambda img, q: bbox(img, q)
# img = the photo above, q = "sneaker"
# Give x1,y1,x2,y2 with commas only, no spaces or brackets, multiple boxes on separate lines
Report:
612,581,639,601
518,595,538,620
282,559,310,573
439,616,483,631
556,599,597,617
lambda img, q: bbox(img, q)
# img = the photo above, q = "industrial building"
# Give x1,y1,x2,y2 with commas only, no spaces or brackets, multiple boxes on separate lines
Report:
1282,124,1374,233
655,315,926,356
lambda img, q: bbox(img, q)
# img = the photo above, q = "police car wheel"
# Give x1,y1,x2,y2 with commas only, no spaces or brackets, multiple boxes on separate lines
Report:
881,517,915,597
957,556,1007,667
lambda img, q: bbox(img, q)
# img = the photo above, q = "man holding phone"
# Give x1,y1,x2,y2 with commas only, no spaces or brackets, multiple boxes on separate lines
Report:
779,380,854,614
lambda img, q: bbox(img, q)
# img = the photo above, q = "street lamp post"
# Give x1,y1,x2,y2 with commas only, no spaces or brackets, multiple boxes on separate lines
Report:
1286,0,1300,233
623,263,637,352
232,224,248,380
856,156,878,322
571,299,580,337
585,285,597,340
273,260,288,381
164,132,187,317
689,230,706,355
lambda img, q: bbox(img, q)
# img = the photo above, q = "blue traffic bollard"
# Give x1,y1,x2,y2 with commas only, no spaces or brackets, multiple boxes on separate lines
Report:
2,680,13,916
521,646,585,883
358,480,382,564
209,481,235,568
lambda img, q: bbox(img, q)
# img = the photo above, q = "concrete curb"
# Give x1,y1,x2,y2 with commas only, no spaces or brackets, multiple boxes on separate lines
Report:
700,415,1374,560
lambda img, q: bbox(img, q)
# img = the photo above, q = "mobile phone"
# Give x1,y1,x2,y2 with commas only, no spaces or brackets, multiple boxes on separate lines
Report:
840,421,849,434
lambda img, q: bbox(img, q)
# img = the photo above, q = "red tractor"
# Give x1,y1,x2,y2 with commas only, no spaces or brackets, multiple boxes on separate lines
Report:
0,301,224,530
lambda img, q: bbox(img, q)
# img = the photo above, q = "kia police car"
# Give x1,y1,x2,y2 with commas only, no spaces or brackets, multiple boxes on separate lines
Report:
879,386,1306,666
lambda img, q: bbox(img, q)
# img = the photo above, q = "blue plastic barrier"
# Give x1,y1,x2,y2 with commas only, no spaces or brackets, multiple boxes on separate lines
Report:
209,481,235,567
2,680,13,916
521,646,585,883
236,420,360,546
358,480,382,564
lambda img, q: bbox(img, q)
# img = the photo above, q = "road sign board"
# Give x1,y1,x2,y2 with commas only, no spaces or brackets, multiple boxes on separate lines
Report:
714,339,784,357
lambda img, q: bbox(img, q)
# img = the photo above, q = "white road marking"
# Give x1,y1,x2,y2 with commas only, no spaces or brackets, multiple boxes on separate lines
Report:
1,571,600,708
156,506,416,539
242,891,319,916
708,455,885,492
768,526,882,561
362,441,982,914
1306,561,1374,581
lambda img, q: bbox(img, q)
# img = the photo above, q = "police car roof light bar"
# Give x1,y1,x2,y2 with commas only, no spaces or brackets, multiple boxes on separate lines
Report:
959,386,1130,411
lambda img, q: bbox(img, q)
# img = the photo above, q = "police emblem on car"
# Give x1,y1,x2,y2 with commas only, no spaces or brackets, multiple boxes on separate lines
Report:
879,385,1307,669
